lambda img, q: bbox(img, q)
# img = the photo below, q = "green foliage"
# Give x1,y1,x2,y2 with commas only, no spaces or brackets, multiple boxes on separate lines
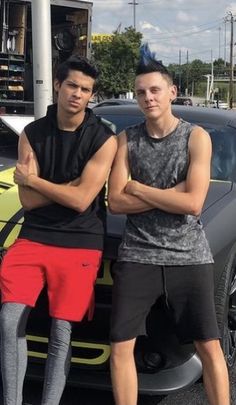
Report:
92,27,142,98
168,58,233,99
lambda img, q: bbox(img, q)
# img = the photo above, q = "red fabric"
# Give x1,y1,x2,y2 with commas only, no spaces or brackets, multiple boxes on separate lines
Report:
0,238,102,321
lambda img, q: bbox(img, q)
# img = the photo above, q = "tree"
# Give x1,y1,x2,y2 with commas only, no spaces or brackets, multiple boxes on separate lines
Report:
92,27,142,98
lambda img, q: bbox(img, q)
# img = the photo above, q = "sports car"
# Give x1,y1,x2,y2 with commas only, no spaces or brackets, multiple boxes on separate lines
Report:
0,104,236,396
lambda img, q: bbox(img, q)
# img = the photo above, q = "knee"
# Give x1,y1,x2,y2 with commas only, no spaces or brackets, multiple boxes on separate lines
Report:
0,306,18,335
110,340,135,367
194,339,223,363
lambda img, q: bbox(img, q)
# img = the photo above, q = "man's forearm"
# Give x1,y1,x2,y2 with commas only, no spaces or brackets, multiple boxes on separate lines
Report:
18,186,52,210
130,183,202,216
25,174,98,212
108,191,153,214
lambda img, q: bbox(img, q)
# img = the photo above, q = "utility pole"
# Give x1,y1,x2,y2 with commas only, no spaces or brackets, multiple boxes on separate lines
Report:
178,49,182,95
224,18,227,66
186,50,189,96
128,0,138,30
31,0,53,119
218,26,221,59
225,11,235,109
210,49,214,101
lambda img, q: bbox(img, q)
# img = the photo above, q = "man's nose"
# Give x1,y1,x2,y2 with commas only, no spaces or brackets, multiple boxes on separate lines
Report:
144,90,153,102
74,87,82,97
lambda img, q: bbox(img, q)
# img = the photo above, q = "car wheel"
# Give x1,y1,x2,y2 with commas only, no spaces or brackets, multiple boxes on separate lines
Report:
215,245,236,367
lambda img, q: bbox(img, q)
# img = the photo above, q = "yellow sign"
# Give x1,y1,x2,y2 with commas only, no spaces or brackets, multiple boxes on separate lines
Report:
92,34,114,43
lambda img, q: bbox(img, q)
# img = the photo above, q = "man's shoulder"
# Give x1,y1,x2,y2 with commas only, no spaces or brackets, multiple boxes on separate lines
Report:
89,110,115,135
125,121,144,136
24,115,48,135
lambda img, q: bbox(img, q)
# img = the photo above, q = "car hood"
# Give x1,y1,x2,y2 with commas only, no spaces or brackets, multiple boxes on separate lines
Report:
203,180,232,210
0,167,23,248
0,167,15,194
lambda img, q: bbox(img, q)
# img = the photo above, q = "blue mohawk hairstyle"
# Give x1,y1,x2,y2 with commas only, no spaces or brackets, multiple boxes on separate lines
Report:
136,43,172,81
140,43,157,66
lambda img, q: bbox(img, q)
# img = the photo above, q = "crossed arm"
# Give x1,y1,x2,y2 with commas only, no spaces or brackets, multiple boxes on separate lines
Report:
108,127,212,216
15,131,117,211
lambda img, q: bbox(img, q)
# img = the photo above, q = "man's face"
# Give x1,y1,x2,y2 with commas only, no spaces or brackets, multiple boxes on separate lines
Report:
135,72,177,119
54,70,95,115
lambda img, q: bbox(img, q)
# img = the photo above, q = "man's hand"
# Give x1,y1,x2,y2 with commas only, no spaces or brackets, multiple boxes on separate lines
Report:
125,180,141,195
14,152,37,186
125,180,186,196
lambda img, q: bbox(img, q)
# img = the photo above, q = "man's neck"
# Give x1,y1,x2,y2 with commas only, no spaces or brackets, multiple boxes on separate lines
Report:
56,108,86,131
146,115,178,139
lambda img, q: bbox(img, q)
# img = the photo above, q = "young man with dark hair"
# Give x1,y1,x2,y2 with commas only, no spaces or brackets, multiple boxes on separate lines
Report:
0,54,117,405
108,44,230,405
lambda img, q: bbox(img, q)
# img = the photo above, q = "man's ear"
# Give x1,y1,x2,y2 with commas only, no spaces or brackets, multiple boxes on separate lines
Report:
170,85,177,101
54,79,61,93
90,92,95,101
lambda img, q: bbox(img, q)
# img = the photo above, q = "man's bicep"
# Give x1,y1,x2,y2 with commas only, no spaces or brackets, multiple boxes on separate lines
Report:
79,136,117,192
186,128,212,200
18,131,40,175
18,131,32,161
108,132,130,195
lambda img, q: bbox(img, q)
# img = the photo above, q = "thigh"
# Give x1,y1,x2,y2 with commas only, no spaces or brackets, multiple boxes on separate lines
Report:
110,261,163,342
0,239,46,307
46,247,102,322
165,264,220,343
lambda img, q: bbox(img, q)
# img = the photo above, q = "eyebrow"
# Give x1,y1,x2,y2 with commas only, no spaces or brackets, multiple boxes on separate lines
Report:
136,86,161,92
66,80,93,92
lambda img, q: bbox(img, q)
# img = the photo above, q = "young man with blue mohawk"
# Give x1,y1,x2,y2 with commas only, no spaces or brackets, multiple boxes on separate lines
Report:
108,43,230,405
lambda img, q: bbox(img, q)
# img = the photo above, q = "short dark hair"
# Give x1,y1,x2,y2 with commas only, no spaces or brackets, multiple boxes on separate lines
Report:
136,43,173,85
55,55,100,88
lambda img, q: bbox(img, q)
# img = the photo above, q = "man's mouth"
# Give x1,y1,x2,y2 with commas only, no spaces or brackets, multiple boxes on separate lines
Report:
146,105,157,110
69,100,80,107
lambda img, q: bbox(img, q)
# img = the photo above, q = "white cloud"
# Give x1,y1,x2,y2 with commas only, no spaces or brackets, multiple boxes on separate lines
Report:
176,11,197,23
92,0,124,11
225,3,236,14
140,21,161,33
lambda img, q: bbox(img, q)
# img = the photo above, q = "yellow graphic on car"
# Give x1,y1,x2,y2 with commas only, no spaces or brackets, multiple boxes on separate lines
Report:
27,335,111,365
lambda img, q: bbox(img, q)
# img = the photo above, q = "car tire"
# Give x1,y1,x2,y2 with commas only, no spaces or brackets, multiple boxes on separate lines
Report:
215,244,236,368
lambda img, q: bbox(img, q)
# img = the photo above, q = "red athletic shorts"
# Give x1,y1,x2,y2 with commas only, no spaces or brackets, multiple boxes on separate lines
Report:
0,238,102,322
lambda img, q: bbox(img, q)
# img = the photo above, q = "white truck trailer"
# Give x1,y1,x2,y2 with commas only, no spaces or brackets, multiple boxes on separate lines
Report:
0,0,92,116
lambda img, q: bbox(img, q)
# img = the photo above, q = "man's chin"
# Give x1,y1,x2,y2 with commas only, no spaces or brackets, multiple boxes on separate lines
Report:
67,105,83,114
145,109,161,119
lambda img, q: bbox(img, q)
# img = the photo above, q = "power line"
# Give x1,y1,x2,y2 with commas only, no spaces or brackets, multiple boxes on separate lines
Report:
147,23,221,42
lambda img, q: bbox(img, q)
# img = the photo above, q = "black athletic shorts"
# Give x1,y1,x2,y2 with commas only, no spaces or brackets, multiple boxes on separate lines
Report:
110,261,220,343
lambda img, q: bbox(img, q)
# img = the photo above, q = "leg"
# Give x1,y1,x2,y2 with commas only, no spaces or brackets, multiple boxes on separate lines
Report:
110,262,163,405
194,339,230,405
0,302,31,405
41,318,72,405
110,339,137,405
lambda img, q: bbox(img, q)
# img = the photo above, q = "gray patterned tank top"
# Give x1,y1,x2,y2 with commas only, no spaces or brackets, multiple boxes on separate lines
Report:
118,119,213,265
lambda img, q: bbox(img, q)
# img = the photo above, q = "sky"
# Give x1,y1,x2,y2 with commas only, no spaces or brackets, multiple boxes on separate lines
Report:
87,0,236,66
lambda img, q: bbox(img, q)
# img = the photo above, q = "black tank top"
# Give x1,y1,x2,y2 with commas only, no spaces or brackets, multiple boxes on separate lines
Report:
18,104,113,249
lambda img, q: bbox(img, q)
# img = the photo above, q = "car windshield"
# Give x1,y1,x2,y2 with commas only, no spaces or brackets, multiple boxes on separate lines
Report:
99,113,236,183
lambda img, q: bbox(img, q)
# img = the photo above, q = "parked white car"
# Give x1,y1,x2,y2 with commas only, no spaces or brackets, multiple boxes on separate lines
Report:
209,100,229,109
